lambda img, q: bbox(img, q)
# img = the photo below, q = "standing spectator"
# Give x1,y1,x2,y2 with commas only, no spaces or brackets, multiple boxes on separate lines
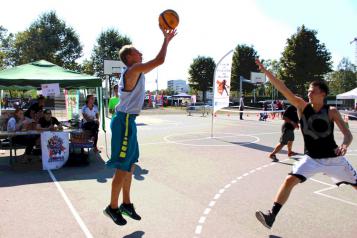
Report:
239,95,245,120
108,85,120,117
271,100,277,119
276,100,284,118
269,105,299,161
82,95,100,153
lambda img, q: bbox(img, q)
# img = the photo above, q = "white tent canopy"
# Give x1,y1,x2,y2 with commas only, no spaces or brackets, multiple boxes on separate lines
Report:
172,93,191,98
336,88,357,99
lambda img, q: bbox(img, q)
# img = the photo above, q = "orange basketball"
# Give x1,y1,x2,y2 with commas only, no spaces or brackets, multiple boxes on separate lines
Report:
159,9,179,31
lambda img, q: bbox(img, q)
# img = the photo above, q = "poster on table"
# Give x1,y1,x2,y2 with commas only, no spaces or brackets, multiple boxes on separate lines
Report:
41,131,69,170
41,83,60,97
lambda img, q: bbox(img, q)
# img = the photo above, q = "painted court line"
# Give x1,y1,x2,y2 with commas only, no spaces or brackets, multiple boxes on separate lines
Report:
193,159,288,236
314,190,357,207
193,158,357,237
48,170,93,238
310,178,357,207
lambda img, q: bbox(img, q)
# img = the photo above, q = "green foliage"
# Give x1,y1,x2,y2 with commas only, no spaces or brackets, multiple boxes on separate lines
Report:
188,56,216,102
262,59,281,98
10,11,83,70
91,29,131,78
279,25,332,96
80,59,95,75
231,44,259,93
327,58,357,95
0,26,15,69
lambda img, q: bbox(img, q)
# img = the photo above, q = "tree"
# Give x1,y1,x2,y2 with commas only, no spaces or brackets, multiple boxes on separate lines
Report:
279,25,332,96
0,26,15,69
327,57,357,95
231,44,260,96
81,59,95,75
10,11,82,70
91,29,131,79
262,59,281,98
188,56,216,102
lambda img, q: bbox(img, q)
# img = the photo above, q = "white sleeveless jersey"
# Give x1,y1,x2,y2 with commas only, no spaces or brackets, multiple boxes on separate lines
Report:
115,70,145,115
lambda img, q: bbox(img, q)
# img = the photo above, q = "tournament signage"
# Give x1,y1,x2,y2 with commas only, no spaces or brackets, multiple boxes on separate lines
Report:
213,50,233,113
41,83,60,97
41,131,69,170
64,89,80,120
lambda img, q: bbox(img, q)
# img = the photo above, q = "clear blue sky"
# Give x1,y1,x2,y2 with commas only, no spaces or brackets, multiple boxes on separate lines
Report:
1,0,356,90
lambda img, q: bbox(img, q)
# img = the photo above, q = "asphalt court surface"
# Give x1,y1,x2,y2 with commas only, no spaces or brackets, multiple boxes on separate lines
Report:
0,112,356,238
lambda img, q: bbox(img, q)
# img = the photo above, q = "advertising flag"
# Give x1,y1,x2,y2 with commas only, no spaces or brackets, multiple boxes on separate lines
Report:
213,50,233,113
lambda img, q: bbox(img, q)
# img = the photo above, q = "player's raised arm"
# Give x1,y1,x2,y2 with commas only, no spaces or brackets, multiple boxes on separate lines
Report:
130,28,177,75
255,59,306,111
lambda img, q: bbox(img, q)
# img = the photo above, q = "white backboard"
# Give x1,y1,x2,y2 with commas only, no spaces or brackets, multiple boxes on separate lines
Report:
250,72,266,84
104,60,126,75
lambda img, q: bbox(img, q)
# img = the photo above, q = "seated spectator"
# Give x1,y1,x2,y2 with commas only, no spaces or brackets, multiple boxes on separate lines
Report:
7,108,25,132
37,109,63,131
259,103,268,121
24,95,45,122
82,95,100,153
6,108,36,155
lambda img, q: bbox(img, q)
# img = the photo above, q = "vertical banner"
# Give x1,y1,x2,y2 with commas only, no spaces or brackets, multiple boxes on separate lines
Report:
98,87,105,132
65,89,79,120
41,131,69,170
191,95,196,104
148,91,152,107
213,50,234,113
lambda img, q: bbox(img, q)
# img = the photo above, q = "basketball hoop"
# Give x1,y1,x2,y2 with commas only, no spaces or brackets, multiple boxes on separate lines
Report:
250,72,266,84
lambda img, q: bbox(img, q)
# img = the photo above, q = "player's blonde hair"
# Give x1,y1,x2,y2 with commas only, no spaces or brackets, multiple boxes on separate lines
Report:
119,45,135,66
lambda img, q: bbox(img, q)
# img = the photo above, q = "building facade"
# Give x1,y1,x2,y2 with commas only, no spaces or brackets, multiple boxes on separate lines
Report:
167,80,188,93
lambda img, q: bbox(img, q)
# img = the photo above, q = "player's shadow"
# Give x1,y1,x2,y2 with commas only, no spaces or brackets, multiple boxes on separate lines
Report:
225,140,289,154
136,123,147,126
123,231,145,238
269,235,282,238
134,165,149,181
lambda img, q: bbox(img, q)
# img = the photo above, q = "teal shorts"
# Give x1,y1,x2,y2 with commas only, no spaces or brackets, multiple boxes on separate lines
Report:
106,112,139,172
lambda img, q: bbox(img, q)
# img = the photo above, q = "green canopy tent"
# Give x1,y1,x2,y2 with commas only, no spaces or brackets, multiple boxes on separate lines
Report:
0,60,101,89
0,60,106,131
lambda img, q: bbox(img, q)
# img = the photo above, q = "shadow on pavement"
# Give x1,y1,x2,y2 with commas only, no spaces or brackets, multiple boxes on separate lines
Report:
239,143,288,154
0,151,149,187
134,165,149,181
123,231,145,238
215,138,289,154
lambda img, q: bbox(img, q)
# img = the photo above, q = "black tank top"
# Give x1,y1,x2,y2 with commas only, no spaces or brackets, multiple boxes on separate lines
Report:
300,104,338,158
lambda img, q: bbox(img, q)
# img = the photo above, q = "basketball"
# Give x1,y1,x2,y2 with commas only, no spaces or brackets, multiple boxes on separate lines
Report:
159,9,179,31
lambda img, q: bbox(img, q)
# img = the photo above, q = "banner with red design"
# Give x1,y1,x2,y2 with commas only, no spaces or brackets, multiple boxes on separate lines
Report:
41,131,69,170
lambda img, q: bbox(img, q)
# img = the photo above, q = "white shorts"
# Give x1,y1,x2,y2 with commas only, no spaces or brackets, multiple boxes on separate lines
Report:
290,155,357,186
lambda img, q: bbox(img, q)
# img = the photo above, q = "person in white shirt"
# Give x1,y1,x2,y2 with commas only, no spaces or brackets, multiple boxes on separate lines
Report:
7,108,25,132
82,95,100,153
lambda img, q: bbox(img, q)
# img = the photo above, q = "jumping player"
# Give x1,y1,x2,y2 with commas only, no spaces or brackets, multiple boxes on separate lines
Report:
104,28,176,225
255,59,357,229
